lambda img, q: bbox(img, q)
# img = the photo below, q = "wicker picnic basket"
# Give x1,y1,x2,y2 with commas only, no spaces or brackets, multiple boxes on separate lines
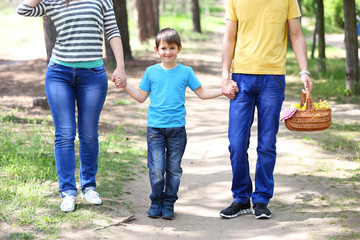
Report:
285,91,331,132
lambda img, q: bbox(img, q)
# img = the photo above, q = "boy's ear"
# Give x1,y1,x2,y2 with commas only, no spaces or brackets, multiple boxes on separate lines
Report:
154,46,158,52
178,45,182,52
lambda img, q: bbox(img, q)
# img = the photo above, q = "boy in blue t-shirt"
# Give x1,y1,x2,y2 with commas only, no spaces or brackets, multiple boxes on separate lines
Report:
115,28,223,220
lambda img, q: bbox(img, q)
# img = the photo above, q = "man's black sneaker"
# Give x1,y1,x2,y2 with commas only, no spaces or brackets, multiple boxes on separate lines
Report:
253,202,271,219
219,201,251,219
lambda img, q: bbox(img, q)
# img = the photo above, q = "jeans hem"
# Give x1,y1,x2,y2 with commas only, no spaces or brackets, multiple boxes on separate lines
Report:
60,189,77,197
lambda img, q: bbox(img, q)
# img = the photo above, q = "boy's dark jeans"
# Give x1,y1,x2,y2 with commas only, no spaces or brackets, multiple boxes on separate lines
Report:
147,127,187,206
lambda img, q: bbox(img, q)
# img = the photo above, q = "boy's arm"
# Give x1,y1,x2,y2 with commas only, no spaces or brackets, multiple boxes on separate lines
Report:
193,86,223,100
123,84,150,103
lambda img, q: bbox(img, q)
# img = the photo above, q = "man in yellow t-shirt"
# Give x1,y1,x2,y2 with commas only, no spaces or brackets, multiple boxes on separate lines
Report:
220,0,313,220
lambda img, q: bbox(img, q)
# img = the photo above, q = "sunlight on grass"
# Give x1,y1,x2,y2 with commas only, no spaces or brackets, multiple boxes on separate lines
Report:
1,2,360,239
0,111,146,239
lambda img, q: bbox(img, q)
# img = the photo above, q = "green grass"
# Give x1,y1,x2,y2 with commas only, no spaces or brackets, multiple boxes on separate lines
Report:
0,111,146,239
286,45,360,103
115,99,135,105
1,2,360,239
285,44,360,159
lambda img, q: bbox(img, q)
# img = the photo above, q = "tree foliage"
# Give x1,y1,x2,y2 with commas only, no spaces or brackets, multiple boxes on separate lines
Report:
302,0,360,30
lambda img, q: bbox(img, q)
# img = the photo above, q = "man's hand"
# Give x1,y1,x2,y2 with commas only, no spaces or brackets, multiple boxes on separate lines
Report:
111,67,127,88
222,78,239,100
300,74,312,93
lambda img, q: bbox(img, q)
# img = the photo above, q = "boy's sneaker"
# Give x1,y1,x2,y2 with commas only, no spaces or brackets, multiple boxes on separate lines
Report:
219,201,251,219
148,202,162,218
162,205,175,220
60,193,76,212
81,188,103,205
253,202,272,219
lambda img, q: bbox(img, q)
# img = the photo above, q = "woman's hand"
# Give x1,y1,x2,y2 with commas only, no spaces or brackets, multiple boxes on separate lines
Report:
111,67,127,88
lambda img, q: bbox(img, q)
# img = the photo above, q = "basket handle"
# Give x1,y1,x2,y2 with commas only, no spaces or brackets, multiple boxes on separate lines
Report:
299,90,315,112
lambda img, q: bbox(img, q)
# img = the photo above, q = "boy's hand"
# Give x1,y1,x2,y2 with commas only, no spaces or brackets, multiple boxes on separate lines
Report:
114,77,126,88
111,67,127,88
222,78,239,100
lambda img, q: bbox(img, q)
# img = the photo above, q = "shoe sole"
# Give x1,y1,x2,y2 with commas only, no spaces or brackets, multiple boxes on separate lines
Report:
60,206,75,212
252,209,271,219
148,214,161,218
219,208,251,219
254,213,272,219
162,216,174,220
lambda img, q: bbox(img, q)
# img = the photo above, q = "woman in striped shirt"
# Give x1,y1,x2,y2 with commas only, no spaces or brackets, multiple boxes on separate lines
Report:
17,0,127,212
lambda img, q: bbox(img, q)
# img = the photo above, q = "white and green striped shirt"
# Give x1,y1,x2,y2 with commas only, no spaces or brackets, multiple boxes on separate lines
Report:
17,0,121,63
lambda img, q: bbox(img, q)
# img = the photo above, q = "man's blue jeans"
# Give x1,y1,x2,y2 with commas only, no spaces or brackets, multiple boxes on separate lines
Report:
45,61,108,197
229,74,285,205
147,127,187,206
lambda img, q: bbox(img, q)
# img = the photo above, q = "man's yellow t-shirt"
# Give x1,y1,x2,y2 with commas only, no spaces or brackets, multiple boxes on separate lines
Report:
226,0,301,75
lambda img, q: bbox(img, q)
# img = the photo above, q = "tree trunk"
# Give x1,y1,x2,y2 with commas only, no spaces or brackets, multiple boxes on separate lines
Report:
316,0,326,72
43,16,56,64
152,0,160,34
181,0,187,13
191,0,201,33
113,0,132,61
311,7,318,59
135,0,158,42
145,0,157,37
343,0,359,95
135,0,148,42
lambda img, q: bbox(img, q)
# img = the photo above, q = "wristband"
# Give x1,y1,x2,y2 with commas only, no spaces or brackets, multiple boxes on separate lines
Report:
299,70,310,76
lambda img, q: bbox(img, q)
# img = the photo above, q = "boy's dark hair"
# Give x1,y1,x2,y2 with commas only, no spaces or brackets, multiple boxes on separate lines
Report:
155,28,182,48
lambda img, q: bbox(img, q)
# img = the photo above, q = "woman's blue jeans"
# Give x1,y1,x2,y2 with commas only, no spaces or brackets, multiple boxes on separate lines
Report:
147,127,187,206
45,61,108,197
229,74,285,205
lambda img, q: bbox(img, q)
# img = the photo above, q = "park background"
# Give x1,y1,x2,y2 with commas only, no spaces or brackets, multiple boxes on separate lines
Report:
0,0,360,239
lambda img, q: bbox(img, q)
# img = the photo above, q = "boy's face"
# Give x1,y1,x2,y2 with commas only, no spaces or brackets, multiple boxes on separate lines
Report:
154,40,182,65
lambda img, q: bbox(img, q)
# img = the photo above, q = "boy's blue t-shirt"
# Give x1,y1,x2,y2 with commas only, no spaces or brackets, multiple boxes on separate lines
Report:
139,63,202,128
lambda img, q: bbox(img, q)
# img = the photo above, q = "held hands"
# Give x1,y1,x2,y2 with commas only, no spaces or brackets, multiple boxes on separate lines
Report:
111,67,127,88
222,78,239,100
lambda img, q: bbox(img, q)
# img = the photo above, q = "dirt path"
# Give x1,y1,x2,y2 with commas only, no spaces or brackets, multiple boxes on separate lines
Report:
61,33,359,239
1,16,360,240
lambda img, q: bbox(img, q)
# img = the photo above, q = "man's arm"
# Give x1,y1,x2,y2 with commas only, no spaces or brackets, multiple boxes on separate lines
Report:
221,19,239,99
288,18,313,92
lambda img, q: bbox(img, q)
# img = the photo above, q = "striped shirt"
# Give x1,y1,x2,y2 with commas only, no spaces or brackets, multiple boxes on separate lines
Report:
17,0,121,63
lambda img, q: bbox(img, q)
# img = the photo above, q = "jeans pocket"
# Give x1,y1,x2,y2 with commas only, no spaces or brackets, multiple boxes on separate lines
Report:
271,75,285,92
147,127,160,142
175,126,186,134
48,61,58,69
90,65,105,74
